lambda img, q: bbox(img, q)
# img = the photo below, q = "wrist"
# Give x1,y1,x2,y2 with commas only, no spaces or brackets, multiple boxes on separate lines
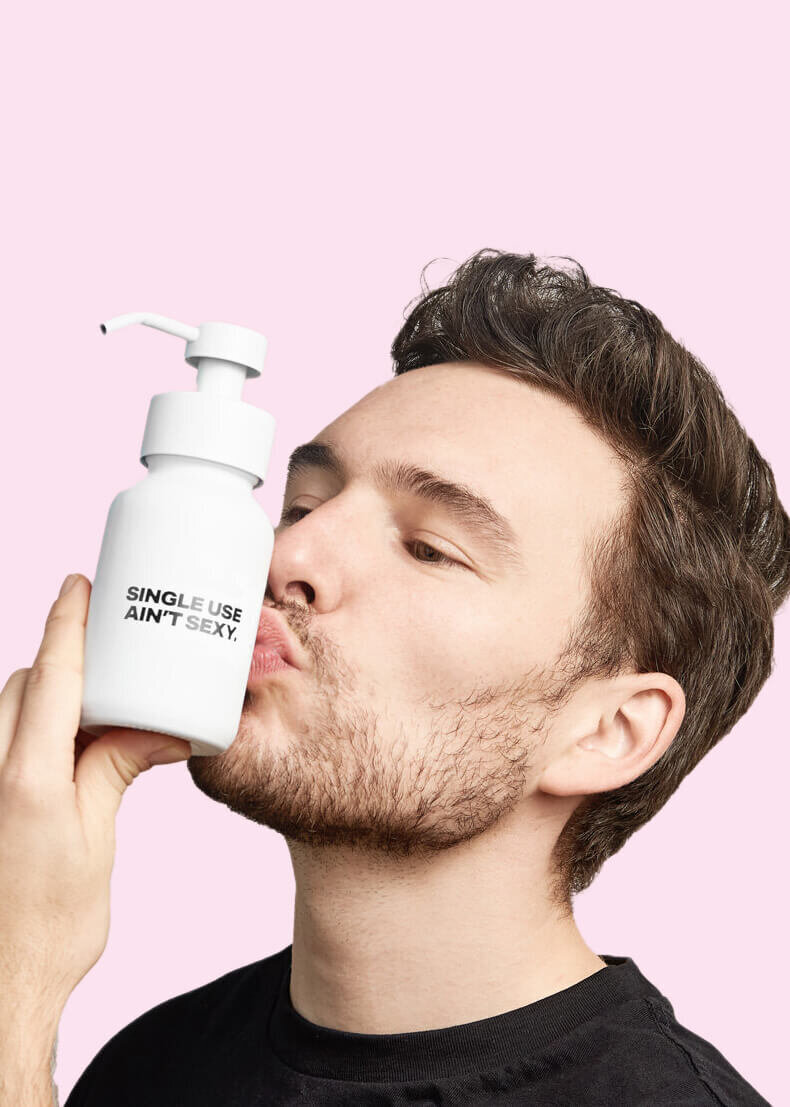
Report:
0,1059,57,1107
0,1022,59,1106
0,1072,57,1107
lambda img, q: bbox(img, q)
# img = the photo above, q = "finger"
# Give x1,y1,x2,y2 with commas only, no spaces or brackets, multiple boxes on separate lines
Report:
5,574,90,790
75,727,190,834
73,726,101,776
0,668,30,766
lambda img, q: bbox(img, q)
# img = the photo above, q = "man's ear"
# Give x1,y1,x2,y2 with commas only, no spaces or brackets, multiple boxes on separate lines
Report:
537,673,686,798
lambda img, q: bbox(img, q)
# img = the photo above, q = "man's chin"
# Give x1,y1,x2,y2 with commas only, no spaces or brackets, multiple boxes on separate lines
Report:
185,732,278,823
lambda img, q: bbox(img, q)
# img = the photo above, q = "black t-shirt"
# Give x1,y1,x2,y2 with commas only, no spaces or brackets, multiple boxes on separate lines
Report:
64,944,771,1105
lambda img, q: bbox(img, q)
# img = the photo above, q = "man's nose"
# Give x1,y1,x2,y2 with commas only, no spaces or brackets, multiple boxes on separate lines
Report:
267,486,386,612
265,508,342,613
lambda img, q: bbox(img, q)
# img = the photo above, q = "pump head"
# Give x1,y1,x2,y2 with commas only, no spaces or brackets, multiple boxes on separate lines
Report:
99,312,268,402
99,311,275,487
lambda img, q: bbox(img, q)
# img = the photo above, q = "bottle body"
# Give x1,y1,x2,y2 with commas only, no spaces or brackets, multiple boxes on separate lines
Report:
80,455,274,756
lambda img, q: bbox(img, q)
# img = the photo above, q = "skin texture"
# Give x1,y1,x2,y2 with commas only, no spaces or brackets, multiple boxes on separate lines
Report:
187,362,686,1034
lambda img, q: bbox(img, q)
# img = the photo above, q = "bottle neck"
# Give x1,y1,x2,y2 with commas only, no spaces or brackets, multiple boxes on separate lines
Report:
144,453,257,491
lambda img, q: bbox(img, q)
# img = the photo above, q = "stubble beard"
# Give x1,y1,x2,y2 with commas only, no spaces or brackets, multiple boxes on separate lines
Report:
186,605,554,860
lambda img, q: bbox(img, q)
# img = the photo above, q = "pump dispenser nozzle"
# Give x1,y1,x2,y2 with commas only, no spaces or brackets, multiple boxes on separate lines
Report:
100,312,268,403
100,311,275,487
100,313,200,342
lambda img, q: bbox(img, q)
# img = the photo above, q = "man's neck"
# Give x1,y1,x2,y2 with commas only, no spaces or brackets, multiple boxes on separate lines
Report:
285,813,606,1035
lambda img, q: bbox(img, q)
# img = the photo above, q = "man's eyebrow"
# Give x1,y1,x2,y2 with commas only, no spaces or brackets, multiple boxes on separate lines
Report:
285,439,522,567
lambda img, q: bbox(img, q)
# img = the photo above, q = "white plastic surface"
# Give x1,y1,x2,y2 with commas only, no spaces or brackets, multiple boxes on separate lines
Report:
140,391,275,486
80,455,275,756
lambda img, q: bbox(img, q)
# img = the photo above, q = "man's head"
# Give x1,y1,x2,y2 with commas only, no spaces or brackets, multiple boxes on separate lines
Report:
188,250,790,913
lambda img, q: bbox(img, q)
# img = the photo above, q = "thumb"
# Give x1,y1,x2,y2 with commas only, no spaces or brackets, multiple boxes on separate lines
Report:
75,728,191,823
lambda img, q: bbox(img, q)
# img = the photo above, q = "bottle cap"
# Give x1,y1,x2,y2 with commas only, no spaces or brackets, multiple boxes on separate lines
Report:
100,312,275,487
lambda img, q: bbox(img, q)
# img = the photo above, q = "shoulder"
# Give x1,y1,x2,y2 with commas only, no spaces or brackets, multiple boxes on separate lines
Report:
107,944,286,1044
63,946,288,1105
610,992,772,1105
568,956,773,1105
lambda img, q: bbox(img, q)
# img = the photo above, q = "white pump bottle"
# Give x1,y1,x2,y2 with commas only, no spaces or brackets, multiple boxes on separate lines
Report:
79,313,275,756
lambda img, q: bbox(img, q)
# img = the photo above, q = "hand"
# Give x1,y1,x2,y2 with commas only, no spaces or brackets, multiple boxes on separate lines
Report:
0,573,191,1021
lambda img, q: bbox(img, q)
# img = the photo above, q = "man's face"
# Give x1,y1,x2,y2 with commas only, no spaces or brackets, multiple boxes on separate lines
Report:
187,363,628,857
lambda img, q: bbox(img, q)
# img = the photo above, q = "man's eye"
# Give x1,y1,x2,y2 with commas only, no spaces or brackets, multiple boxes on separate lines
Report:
280,505,312,525
280,506,461,569
406,539,460,568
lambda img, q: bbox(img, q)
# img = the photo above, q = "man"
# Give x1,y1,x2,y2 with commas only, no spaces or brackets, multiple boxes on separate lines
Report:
2,251,781,1104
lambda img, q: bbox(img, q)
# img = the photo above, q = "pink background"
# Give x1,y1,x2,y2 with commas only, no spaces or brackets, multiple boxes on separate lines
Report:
1,2,786,1102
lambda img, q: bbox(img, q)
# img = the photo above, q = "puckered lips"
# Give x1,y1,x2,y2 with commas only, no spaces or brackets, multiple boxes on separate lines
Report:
248,608,304,681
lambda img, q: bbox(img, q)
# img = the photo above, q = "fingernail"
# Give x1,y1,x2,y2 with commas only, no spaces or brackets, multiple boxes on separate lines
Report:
149,745,191,765
59,573,80,597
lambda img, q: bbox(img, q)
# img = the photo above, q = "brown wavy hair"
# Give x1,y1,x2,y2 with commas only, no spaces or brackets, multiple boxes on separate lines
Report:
391,249,790,910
